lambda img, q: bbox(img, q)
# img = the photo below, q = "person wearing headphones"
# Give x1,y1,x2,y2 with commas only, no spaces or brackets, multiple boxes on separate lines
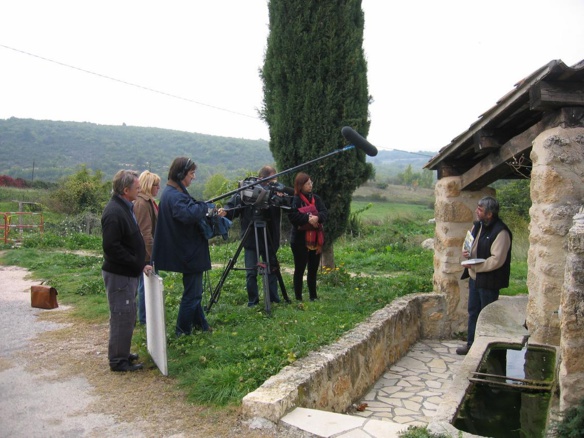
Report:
152,157,214,336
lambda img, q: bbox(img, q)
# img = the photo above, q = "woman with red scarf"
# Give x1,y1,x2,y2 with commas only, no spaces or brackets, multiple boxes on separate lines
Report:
288,172,328,301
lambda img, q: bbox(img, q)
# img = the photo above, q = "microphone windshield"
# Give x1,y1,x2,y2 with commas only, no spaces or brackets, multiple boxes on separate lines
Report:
341,126,378,157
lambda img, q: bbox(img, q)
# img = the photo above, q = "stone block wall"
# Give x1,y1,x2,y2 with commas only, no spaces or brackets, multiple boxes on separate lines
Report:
560,208,584,410
242,293,447,423
432,177,493,333
527,127,584,345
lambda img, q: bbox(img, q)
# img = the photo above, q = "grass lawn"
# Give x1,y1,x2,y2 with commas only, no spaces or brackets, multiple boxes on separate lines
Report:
0,196,528,406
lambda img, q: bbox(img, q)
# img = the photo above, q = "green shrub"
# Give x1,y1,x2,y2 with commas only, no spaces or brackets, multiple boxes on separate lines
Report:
398,425,450,437
50,166,109,215
550,397,584,437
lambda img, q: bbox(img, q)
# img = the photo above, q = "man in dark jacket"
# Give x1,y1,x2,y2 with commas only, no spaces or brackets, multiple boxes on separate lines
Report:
101,170,151,372
457,196,512,355
223,166,282,307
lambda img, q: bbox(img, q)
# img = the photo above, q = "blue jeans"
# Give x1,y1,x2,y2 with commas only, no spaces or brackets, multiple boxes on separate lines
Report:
244,247,280,306
466,278,499,346
137,274,146,325
176,272,209,336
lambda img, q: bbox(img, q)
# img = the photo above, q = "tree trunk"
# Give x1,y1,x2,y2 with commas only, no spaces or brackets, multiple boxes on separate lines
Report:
321,242,335,269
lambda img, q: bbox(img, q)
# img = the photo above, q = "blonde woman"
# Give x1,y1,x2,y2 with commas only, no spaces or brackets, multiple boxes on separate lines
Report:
134,170,161,325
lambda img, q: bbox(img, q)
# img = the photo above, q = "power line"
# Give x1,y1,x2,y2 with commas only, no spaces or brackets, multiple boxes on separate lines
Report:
0,43,259,120
389,149,434,158
1,44,436,156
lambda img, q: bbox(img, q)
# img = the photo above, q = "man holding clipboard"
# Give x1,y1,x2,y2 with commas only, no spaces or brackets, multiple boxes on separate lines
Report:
457,196,512,355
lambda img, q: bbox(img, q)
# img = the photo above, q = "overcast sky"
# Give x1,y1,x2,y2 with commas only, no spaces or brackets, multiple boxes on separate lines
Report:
1,0,582,153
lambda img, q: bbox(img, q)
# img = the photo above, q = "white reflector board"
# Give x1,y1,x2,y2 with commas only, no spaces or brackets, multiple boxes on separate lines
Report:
144,273,168,376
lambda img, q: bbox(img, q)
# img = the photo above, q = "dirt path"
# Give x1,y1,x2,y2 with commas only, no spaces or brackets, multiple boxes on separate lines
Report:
0,265,306,438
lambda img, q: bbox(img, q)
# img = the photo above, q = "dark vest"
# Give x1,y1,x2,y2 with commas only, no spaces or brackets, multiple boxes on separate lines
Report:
462,218,512,290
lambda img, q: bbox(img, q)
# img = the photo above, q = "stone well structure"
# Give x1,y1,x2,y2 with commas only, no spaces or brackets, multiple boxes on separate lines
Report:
425,59,584,412
431,125,584,410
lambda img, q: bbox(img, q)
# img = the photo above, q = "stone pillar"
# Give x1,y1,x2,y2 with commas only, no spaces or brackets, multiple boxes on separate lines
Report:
559,208,584,410
526,127,584,345
433,177,494,334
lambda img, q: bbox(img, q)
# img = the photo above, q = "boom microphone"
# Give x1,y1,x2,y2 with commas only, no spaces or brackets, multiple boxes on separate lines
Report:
341,126,378,157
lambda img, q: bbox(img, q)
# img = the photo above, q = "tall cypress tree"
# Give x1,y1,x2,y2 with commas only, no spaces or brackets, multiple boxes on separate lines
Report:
261,0,372,266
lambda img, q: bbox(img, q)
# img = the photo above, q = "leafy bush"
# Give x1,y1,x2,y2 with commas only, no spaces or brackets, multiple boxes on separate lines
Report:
0,174,29,188
550,397,584,437
398,426,450,437
49,165,109,215
495,179,531,220
347,202,372,237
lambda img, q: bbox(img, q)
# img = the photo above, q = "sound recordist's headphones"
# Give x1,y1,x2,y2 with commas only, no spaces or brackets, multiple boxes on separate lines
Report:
176,158,194,181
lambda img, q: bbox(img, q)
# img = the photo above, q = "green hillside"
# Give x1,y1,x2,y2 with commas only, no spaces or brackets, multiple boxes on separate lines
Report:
0,118,434,186
0,118,272,183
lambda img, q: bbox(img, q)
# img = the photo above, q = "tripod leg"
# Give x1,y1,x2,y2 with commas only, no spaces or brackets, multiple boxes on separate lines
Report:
254,220,272,315
275,269,291,303
261,262,271,315
205,222,252,312
262,221,290,304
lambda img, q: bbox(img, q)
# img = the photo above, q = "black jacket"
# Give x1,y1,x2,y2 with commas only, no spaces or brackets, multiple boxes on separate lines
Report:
225,192,281,252
101,195,146,277
152,182,211,274
288,192,328,246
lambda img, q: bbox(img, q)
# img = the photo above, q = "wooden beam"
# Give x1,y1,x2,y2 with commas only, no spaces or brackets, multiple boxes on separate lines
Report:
530,81,584,110
436,163,461,179
460,119,545,190
472,129,500,152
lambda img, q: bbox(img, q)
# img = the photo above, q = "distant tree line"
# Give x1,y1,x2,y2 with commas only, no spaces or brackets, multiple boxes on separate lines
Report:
0,175,28,188
0,118,274,185
395,165,434,189
0,174,57,189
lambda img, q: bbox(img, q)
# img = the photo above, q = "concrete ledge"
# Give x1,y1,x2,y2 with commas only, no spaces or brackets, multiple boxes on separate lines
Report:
242,293,448,423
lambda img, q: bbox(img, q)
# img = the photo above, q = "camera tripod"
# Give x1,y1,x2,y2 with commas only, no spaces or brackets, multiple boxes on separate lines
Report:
205,217,291,315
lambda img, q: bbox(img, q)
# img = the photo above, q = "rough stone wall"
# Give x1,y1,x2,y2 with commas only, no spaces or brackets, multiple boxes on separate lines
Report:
560,208,584,410
242,293,447,422
432,177,494,333
526,127,584,345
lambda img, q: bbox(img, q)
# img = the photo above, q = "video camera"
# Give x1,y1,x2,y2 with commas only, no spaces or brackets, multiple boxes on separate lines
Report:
239,177,293,210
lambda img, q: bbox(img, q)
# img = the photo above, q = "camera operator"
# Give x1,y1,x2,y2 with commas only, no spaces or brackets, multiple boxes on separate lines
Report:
219,165,284,307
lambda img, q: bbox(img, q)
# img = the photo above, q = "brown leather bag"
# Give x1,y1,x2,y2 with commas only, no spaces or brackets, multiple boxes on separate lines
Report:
31,285,59,309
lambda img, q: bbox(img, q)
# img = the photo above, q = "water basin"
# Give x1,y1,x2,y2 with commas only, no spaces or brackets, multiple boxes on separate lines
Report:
453,343,556,438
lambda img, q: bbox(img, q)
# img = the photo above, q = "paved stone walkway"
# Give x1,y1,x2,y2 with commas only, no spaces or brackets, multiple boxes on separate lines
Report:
353,339,464,427
281,339,465,437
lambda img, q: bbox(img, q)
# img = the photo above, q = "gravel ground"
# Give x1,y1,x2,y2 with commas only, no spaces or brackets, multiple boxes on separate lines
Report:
0,264,309,438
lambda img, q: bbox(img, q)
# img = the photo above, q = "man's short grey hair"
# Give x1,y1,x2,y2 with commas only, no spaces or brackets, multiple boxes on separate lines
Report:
258,165,276,179
112,170,139,196
478,196,500,217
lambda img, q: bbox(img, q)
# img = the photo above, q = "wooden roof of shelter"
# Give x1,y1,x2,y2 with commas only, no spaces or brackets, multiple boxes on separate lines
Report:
424,59,584,191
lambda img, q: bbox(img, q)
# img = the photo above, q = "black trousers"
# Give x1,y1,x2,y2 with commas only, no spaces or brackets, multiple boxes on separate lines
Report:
291,242,321,300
